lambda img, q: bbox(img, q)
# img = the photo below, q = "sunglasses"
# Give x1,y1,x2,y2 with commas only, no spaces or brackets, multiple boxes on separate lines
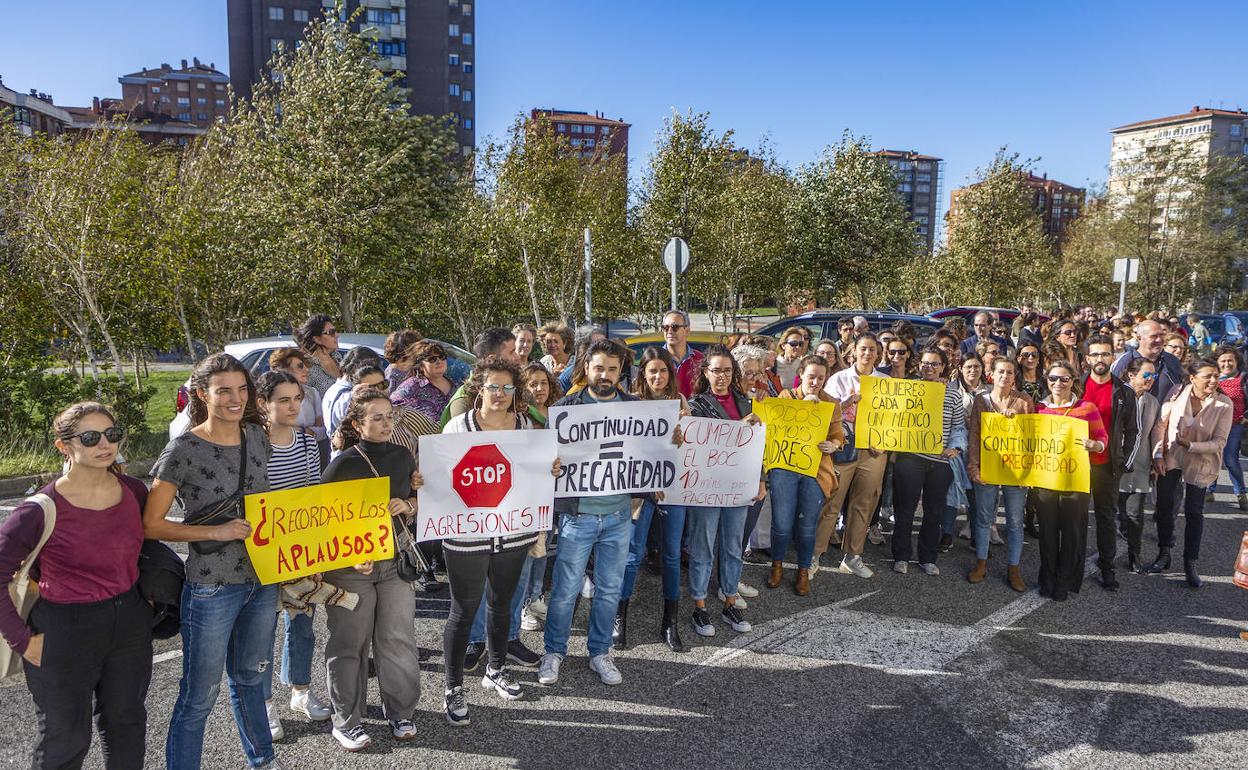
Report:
1140,372,1158,381
319,328,338,337
784,340,804,347
661,324,686,332
424,355,446,363
67,426,125,447
483,383,517,394
1019,351,1038,358
888,349,909,356
1047,374,1072,384
1058,329,1076,336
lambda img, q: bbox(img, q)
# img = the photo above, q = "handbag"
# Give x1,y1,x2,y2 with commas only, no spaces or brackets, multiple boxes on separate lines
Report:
833,422,859,464
354,445,428,583
1234,531,1248,591
1,494,56,680
185,426,248,555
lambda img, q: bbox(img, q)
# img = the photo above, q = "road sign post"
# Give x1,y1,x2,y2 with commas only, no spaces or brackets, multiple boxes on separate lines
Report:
663,237,690,309
1112,258,1139,313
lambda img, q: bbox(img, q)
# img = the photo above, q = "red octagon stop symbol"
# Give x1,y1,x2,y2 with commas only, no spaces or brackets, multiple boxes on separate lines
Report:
452,444,512,508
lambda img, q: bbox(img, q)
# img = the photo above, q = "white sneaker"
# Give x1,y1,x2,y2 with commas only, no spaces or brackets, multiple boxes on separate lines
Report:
581,575,595,599
867,524,885,545
289,688,331,721
589,654,623,686
390,718,418,741
919,562,940,576
528,596,548,621
840,554,874,579
332,724,371,752
520,604,543,631
893,560,908,574
989,525,1005,546
538,653,563,685
958,523,972,540
266,701,284,741
717,588,747,609
808,561,819,581
736,582,759,598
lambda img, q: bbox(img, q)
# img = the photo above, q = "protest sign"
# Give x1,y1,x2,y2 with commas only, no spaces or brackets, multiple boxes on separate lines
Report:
855,376,945,453
244,477,393,584
978,413,1090,493
551,399,680,498
416,430,557,542
756,397,836,478
662,416,766,507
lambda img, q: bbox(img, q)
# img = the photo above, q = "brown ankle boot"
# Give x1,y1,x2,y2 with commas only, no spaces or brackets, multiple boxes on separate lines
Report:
1007,564,1027,593
968,559,988,584
766,560,783,589
795,568,810,596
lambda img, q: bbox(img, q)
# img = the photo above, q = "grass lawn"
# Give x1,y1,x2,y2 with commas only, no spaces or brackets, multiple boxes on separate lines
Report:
0,369,189,479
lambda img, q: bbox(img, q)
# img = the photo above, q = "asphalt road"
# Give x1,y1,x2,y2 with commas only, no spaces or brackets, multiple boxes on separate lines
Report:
1,480,1247,769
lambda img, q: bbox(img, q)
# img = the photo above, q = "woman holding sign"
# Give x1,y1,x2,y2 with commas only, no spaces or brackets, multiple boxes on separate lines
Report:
1149,358,1233,588
688,346,766,637
320,389,421,751
768,355,846,595
1034,360,1109,601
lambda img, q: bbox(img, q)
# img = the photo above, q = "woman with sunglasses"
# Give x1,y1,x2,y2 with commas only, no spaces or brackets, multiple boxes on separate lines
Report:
1117,357,1160,572
320,389,421,750
382,329,423,392
1047,321,1084,373
775,329,810,389
1149,358,1233,587
1033,360,1109,601
440,358,562,724
145,354,278,769
293,314,342,398
0,403,151,769
879,338,914,379
890,346,967,577
1015,344,1047,404
392,340,462,427
1211,347,1248,510
976,340,1002,384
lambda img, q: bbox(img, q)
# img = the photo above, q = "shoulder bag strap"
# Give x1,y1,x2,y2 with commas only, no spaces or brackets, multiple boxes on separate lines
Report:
12,494,56,600
236,425,249,495
354,445,381,478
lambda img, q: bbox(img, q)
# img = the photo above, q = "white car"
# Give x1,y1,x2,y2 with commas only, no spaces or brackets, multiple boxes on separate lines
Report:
168,334,475,438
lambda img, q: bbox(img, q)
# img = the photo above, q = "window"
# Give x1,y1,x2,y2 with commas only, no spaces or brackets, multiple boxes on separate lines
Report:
215,99,226,107
177,97,190,106
293,8,308,21
556,123,566,132
177,82,189,92
462,90,471,102
449,53,460,66
463,118,472,130
449,23,460,36
1232,124,1244,138
270,38,284,52
571,124,582,133
151,86,161,93
462,145,473,157
601,126,610,134
197,112,208,121
463,61,473,74
463,32,472,45
916,184,930,193
916,173,931,182
585,138,595,148
462,3,473,15
570,138,582,147
178,112,191,121
269,6,284,20
448,83,460,96
196,97,207,105
160,96,169,103
215,83,225,91
196,82,206,90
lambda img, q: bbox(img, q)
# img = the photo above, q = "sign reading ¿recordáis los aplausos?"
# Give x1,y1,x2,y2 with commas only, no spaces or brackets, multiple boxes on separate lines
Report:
551,399,680,498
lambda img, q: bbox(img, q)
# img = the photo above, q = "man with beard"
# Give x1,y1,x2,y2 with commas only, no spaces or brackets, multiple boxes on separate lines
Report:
1083,335,1138,591
540,340,639,688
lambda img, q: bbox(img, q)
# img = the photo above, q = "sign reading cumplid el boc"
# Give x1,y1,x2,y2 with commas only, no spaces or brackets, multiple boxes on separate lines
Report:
551,400,680,497
416,430,557,543
244,477,394,585
662,416,766,507
855,376,945,454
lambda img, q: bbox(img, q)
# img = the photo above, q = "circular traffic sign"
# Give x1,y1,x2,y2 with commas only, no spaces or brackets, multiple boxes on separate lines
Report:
663,237,691,275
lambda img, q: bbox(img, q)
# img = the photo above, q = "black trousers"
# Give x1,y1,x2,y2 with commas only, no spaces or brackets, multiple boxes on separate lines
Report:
891,454,950,565
441,545,528,688
1036,490,1089,595
23,586,153,770
1089,463,1120,574
1155,468,1206,561
1118,490,1148,560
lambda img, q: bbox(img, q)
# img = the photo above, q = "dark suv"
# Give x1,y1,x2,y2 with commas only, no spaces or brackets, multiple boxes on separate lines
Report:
755,311,943,344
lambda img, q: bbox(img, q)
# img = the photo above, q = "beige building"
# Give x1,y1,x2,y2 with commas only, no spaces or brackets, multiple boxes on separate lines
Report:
1108,106,1248,198
874,150,943,255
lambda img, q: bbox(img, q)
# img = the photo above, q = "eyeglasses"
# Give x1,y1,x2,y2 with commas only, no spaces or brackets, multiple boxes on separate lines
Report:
319,328,338,337
1058,329,1076,336
1047,374,1072,384
1019,351,1038,358
784,340,804,347
707,367,734,376
888,349,909,357
918,361,941,369
290,360,308,370
483,384,517,394
661,324,686,332
67,426,125,447
1140,372,1158,381
365,412,396,424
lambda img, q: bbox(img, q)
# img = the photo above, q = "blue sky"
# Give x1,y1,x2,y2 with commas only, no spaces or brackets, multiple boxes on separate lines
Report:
3,0,1242,199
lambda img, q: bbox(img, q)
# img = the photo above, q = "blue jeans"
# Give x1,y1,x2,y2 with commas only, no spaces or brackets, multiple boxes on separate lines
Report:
262,607,315,701
767,469,824,569
622,500,686,601
973,483,1027,564
468,557,528,645
1213,422,1245,496
543,509,632,658
167,582,279,770
687,506,748,601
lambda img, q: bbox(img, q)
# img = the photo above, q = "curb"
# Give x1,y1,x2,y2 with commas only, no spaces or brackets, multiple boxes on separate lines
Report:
0,458,157,497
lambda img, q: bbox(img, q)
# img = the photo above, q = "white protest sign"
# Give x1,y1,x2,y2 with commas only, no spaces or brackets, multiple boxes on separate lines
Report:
663,416,765,508
415,429,556,543
551,399,680,498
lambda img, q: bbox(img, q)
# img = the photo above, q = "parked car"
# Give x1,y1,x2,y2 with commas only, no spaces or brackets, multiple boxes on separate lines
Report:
624,331,735,364
1179,313,1246,350
928,306,1049,327
755,311,943,345
169,334,475,437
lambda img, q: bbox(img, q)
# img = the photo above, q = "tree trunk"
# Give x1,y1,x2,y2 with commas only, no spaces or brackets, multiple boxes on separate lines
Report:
338,279,355,332
174,296,198,363
446,271,471,349
519,243,543,327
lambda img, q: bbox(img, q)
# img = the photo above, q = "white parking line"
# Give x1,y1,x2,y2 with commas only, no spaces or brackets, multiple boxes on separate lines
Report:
153,650,183,665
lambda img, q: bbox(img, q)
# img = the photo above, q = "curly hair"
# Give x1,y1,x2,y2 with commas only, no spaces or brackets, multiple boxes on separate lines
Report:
465,356,529,412
403,339,448,374
334,386,394,451
268,346,310,372
384,329,423,362
522,362,562,407
187,353,263,428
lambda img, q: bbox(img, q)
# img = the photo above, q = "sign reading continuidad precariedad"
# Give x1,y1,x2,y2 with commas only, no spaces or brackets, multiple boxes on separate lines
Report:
662,416,766,507
416,430,557,543
756,397,837,478
244,477,394,585
854,376,945,454
978,413,1090,494
551,399,680,498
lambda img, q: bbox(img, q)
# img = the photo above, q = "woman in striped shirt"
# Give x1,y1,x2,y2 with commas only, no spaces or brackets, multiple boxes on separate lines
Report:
439,357,562,727
1034,360,1109,602
254,372,333,741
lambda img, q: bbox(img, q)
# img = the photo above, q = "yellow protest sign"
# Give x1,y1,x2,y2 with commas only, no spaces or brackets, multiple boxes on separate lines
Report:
854,376,945,453
244,477,394,584
756,397,836,478
978,413,1090,494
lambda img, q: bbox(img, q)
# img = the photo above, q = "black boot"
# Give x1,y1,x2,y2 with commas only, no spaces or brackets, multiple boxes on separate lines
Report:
660,599,686,653
1125,548,1141,574
1146,547,1171,574
612,599,629,650
1184,559,1202,588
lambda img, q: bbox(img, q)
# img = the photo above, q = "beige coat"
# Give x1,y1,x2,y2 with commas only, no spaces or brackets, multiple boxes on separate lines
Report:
1152,384,1233,488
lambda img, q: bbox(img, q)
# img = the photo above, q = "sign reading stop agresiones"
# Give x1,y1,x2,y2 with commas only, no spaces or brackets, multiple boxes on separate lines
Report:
452,443,513,508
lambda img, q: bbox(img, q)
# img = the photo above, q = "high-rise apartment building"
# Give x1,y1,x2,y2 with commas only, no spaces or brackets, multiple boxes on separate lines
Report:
1108,106,1248,198
227,0,475,155
116,58,229,129
529,109,630,165
947,172,1084,248
874,150,944,255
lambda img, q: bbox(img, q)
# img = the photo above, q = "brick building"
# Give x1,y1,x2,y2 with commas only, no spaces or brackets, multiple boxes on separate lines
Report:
116,58,229,128
874,150,944,255
528,108,630,164
947,171,1085,249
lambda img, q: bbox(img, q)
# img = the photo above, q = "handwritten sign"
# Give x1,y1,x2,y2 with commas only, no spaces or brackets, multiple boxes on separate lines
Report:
978,413,1090,493
416,430,557,542
663,416,766,507
756,397,836,478
551,399,680,497
244,477,393,585
855,377,945,453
